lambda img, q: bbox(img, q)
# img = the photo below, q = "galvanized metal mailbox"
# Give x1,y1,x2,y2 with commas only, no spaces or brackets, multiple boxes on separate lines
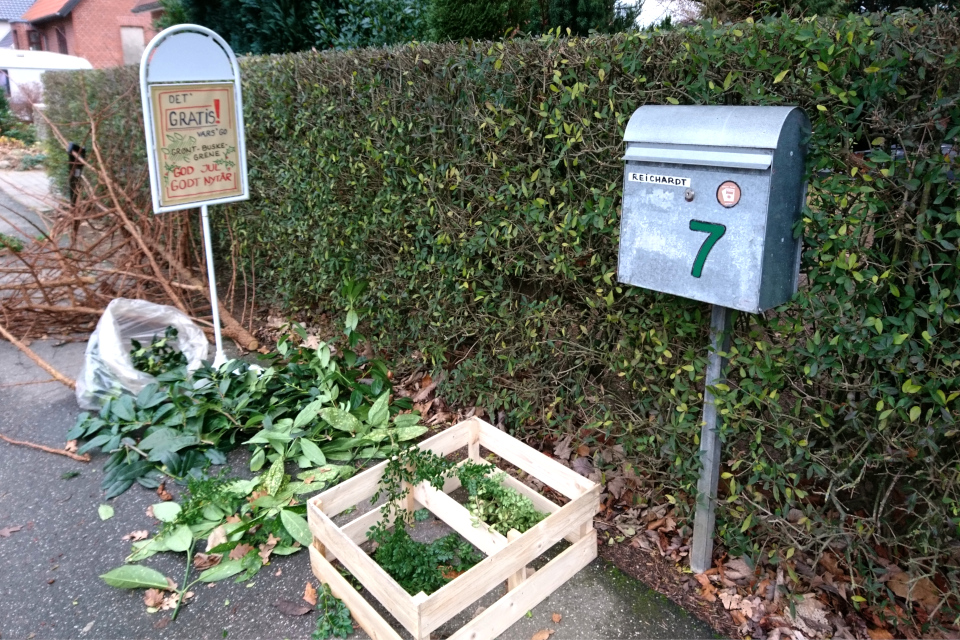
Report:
618,105,810,313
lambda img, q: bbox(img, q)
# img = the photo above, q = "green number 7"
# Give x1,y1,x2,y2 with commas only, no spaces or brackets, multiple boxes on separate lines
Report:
689,220,726,278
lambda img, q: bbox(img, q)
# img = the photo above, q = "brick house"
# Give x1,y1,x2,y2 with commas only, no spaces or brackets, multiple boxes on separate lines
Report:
11,0,160,67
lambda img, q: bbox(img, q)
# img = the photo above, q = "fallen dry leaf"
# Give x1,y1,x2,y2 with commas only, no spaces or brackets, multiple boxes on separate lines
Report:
226,514,241,524
229,543,254,561
259,533,281,564
413,373,443,402
887,572,941,610
724,558,755,582
275,568,282,577
122,530,149,542
304,581,318,606
145,505,155,519
156,482,173,502
551,613,562,624
531,630,555,640
193,553,222,570
206,525,228,552
165,576,178,591
576,444,591,457
696,573,718,602
553,435,573,460
143,588,165,608
160,590,194,611
867,628,895,640
64,440,78,453
0,525,23,538
276,599,313,616
440,565,465,580
572,456,594,477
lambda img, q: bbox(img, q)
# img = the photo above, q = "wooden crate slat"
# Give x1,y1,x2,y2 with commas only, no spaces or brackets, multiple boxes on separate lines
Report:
412,483,508,556
422,419,473,456
417,483,601,632
309,546,405,640
315,421,473,517
308,500,419,631
475,419,594,499
446,533,598,640
316,459,389,518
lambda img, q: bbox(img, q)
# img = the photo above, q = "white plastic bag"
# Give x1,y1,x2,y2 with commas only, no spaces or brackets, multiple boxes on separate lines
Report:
76,298,209,410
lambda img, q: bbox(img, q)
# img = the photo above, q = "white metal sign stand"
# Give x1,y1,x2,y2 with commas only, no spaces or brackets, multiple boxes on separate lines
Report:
139,24,249,367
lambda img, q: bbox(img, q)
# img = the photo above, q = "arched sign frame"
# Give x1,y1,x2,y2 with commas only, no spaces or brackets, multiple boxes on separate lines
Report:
139,24,249,214
139,24,249,365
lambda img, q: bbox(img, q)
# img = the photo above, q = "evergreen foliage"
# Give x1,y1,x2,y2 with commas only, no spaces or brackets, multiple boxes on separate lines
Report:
427,0,533,41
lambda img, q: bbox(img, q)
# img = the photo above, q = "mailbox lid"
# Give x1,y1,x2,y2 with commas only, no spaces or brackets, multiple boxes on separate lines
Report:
623,105,802,150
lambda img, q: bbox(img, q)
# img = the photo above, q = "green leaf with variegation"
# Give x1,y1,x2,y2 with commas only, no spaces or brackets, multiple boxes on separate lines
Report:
319,407,361,433
367,392,390,427
261,456,285,496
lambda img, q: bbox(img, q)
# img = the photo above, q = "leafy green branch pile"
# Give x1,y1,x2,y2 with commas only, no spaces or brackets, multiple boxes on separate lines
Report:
85,326,431,629
44,10,960,619
69,327,427,497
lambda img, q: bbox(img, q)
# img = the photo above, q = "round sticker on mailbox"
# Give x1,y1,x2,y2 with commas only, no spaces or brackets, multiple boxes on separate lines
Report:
717,181,741,208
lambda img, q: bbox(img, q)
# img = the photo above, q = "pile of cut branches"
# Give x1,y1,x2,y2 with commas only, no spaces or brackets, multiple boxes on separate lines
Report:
0,76,255,351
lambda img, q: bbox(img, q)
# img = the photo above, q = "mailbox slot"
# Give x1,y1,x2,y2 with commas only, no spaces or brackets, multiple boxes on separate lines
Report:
623,144,773,170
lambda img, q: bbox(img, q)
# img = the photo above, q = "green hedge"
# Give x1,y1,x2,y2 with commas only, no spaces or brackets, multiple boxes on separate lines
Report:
44,11,960,606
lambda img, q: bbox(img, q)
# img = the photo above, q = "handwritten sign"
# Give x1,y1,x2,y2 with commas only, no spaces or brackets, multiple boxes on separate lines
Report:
149,82,242,208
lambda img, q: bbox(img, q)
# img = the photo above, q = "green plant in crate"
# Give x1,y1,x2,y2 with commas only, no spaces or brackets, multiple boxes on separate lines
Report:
458,462,545,535
365,446,545,594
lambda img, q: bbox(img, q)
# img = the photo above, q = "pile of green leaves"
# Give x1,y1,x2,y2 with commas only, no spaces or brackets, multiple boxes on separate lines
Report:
69,326,428,497
312,583,353,640
100,457,331,617
130,327,188,376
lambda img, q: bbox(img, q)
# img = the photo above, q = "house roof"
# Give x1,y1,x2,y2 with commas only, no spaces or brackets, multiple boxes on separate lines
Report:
132,0,161,12
18,0,83,23
0,0,35,21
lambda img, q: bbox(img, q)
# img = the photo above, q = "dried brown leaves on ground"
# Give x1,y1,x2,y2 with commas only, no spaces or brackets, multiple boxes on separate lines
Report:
303,581,318,606
506,432,960,640
593,498,960,640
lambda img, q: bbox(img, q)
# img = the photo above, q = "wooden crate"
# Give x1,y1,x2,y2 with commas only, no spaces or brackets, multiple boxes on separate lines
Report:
307,417,601,640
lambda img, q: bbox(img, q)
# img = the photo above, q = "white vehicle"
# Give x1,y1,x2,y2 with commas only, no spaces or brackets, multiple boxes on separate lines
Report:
0,48,92,104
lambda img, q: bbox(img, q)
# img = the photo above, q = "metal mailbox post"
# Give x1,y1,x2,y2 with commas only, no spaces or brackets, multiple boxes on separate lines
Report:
617,105,810,573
